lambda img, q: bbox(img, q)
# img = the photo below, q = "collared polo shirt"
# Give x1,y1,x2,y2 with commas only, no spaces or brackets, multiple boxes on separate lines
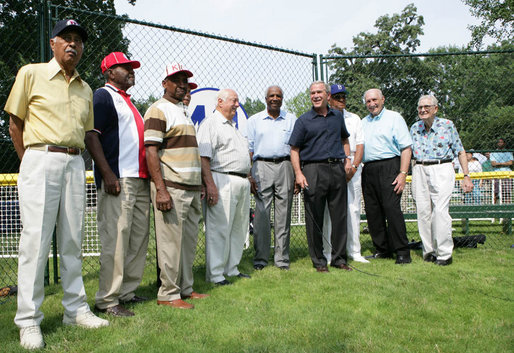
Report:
410,116,464,161
144,97,201,187
92,84,149,189
197,110,251,174
4,58,94,149
362,108,412,163
246,108,296,161
288,107,349,161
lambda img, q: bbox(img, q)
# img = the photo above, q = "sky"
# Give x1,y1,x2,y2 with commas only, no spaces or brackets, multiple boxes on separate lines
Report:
113,0,485,54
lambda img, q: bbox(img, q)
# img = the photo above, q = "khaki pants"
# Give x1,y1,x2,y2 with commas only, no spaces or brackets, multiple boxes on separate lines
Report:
152,183,201,301
95,178,150,309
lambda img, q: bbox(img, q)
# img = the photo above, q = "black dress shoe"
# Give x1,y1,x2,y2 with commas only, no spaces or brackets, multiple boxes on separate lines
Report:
435,257,452,266
120,295,148,304
95,304,134,317
215,279,231,286
237,273,251,279
395,254,412,264
366,252,393,259
315,266,329,273
423,253,437,263
278,265,289,271
253,264,265,270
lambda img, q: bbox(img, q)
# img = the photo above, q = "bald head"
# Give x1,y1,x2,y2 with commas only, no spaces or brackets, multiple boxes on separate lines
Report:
363,88,385,117
216,88,240,120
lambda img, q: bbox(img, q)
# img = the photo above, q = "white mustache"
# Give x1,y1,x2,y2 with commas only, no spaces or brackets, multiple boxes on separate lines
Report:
65,48,77,55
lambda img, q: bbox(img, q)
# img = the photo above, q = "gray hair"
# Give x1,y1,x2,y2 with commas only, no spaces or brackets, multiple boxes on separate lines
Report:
418,94,438,106
265,85,284,98
217,88,233,102
309,81,330,93
362,88,384,104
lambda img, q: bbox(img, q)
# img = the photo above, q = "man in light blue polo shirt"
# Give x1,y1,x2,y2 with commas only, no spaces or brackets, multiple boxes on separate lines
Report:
247,86,296,270
361,88,413,264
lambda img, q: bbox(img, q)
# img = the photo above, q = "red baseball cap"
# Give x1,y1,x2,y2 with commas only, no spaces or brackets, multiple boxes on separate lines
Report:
189,82,198,90
101,52,141,73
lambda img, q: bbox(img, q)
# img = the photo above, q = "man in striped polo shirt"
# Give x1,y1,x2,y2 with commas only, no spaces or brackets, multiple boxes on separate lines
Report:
144,63,208,310
85,52,150,317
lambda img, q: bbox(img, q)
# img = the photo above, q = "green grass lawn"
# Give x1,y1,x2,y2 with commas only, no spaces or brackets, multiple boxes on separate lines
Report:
1,243,512,352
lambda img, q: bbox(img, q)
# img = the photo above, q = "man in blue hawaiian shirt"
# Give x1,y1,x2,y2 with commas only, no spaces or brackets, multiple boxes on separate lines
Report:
410,95,473,266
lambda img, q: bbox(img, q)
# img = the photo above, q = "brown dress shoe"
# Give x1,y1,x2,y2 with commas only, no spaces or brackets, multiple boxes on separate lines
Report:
316,266,329,273
332,263,353,271
95,304,134,317
157,299,194,309
182,292,210,300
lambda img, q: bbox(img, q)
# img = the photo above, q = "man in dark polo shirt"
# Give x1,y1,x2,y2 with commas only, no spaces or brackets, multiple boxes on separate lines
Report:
289,81,352,272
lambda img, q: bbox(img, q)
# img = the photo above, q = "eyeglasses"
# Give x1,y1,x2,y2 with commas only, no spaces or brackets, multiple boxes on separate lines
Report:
59,34,83,44
417,105,435,111
332,94,346,101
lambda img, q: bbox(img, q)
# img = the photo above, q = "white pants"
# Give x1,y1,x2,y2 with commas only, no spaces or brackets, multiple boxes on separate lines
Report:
323,165,363,262
204,172,250,283
412,163,455,260
15,148,90,328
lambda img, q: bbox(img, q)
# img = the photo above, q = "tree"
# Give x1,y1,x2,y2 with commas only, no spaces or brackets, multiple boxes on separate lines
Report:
241,97,265,117
285,88,311,118
326,3,427,124
462,0,514,49
0,0,136,171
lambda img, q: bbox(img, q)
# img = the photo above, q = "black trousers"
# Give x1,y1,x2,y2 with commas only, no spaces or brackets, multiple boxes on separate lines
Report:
302,162,348,267
361,157,409,255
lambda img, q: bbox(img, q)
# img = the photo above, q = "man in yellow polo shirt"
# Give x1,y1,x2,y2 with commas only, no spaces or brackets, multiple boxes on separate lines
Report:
4,19,108,350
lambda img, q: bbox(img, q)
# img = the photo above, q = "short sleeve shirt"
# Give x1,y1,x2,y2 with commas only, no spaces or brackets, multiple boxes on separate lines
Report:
410,117,464,161
288,107,349,161
4,58,93,149
197,110,251,174
362,108,412,163
246,109,296,160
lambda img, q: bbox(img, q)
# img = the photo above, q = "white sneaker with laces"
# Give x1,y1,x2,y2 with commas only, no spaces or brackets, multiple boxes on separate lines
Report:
20,325,44,350
63,311,109,328
351,255,370,263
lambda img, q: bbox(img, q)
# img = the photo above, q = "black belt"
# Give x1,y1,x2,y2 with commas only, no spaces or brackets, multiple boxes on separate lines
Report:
303,158,342,166
214,171,248,178
415,159,453,166
255,156,290,163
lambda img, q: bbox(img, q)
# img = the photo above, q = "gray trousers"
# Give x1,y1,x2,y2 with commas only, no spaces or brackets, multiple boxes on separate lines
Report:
252,160,294,267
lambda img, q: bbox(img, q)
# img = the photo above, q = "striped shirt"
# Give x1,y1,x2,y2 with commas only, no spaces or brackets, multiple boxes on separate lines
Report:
144,97,201,188
197,110,251,174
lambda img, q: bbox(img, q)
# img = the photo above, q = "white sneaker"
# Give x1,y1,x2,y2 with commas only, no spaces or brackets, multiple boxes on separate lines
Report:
20,325,44,350
351,255,370,263
63,311,109,328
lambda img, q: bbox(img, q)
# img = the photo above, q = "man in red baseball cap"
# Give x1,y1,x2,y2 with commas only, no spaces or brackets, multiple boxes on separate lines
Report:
85,52,150,317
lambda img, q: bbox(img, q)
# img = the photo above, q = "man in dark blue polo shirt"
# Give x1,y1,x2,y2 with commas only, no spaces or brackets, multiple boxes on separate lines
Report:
289,81,352,272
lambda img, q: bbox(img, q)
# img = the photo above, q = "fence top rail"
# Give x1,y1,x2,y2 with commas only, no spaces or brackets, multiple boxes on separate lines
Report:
50,4,316,59
321,49,514,61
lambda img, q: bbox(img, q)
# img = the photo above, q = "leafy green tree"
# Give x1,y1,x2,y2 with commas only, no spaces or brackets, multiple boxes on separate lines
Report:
0,0,136,171
326,3,427,125
462,0,514,49
241,97,265,117
285,88,311,117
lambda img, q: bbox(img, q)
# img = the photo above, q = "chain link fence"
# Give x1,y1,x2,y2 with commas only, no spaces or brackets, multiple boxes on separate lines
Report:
1,2,513,301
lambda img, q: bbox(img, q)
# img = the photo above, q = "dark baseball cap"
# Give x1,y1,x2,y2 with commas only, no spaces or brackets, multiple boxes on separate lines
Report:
330,84,347,95
52,19,88,42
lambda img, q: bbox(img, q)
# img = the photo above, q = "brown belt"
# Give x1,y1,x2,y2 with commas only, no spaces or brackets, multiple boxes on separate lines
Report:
29,144,81,155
